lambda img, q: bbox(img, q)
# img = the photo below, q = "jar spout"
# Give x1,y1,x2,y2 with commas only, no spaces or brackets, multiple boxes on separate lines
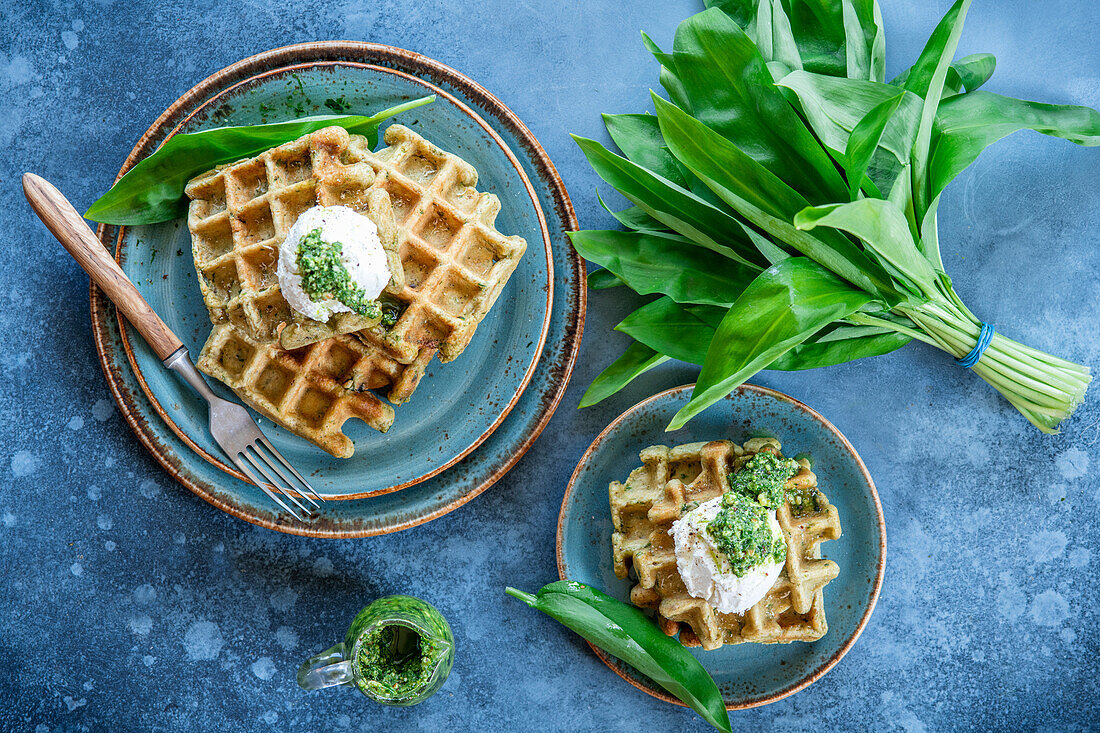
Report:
297,642,354,691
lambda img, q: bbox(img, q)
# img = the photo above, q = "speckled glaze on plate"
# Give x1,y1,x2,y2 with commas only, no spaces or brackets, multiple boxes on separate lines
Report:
556,384,885,710
90,43,584,536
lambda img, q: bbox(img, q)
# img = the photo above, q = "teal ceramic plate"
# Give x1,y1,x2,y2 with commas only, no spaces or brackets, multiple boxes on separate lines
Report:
556,385,885,709
91,43,583,536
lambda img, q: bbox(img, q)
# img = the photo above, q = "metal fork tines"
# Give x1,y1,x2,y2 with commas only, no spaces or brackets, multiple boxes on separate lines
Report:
166,349,324,521
232,439,322,520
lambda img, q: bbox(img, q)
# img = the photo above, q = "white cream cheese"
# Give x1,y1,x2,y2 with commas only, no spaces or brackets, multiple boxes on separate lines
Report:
670,496,785,615
276,205,391,322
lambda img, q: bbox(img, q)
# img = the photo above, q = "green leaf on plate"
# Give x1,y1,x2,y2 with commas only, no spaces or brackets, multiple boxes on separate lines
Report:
84,96,435,225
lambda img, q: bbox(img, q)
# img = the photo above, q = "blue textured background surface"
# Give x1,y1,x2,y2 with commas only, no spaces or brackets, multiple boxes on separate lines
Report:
3,1,1099,730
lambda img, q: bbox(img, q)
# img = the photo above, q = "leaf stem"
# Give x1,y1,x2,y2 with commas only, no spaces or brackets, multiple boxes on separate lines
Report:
504,587,538,607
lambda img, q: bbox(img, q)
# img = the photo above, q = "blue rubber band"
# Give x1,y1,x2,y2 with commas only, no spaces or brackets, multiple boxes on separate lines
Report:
957,322,995,369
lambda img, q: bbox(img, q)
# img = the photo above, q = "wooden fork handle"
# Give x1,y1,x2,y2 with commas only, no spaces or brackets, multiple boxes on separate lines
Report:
23,173,184,361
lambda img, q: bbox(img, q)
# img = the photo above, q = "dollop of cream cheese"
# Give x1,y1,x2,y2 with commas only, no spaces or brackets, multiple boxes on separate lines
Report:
276,205,391,322
670,495,785,615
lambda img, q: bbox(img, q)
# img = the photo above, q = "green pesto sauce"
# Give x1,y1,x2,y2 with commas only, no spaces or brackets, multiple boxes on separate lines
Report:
297,228,394,323
704,452,802,577
730,451,800,508
354,625,441,700
706,492,787,577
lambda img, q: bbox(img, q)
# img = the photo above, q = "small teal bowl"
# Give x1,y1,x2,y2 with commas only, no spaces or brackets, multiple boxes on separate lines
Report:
556,384,885,709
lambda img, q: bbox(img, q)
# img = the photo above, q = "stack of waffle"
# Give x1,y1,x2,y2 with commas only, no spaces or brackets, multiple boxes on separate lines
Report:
609,437,842,649
186,124,527,457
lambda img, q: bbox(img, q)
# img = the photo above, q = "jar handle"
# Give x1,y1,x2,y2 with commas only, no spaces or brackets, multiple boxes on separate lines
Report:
297,643,355,691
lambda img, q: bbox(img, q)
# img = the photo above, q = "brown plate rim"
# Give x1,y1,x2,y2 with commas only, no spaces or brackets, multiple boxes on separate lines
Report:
112,59,554,499
554,383,887,710
89,41,585,537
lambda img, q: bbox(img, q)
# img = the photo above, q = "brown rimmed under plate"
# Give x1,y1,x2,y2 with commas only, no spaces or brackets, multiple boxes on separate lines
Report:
89,42,584,536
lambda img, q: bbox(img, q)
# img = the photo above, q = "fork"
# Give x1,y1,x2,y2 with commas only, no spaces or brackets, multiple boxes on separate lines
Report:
23,173,323,521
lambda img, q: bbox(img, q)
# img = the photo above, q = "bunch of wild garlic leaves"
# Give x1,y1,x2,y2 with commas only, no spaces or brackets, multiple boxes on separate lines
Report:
570,0,1098,432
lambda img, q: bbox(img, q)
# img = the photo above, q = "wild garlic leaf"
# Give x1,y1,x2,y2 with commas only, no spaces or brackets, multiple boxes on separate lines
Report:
652,93,901,302
570,229,758,307
794,199,938,298
615,297,724,365
506,583,732,733
668,8,848,203
768,322,910,371
84,97,435,225
670,257,876,430
845,92,906,200
580,342,669,407
906,0,974,220
572,135,765,268
929,91,1100,200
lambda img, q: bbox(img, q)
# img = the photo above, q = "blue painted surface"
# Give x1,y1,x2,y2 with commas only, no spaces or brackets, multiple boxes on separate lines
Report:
3,1,1099,730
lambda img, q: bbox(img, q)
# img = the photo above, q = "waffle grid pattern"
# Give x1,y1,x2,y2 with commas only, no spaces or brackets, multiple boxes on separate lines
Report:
344,124,528,364
195,324,409,458
185,127,402,348
609,437,842,650
185,125,528,455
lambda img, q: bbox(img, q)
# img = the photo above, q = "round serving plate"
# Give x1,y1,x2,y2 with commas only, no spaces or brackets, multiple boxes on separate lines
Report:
90,42,584,537
556,384,885,709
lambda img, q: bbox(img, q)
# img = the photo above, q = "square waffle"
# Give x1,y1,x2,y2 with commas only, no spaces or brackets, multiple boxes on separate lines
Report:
186,124,528,364
185,126,405,349
609,437,842,650
195,323,430,458
342,124,528,364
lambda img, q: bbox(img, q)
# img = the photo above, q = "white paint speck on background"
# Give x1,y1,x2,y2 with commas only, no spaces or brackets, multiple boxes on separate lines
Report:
1029,590,1071,627
129,616,153,636
250,657,276,680
994,571,1026,621
1027,530,1067,563
91,399,114,421
183,621,224,661
1055,447,1089,480
270,588,298,612
133,584,156,604
11,450,39,477
275,626,298,651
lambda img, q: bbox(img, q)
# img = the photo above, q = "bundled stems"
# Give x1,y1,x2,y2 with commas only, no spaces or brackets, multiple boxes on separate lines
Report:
858,284,1091,433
